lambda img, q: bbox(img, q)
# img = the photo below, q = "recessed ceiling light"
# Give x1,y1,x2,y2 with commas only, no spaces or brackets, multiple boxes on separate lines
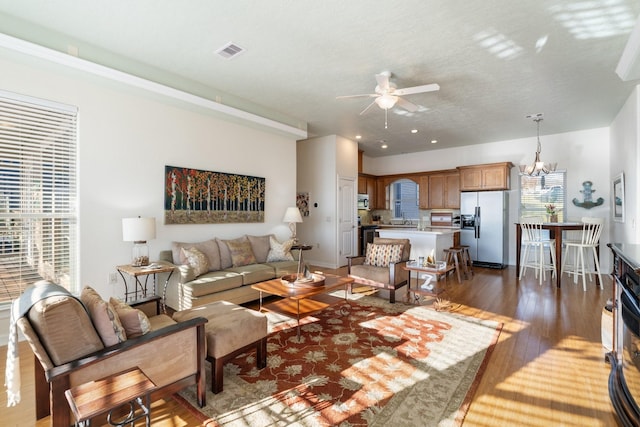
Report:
411,129,418,134
381,143,388,149
355,135,362,139
431,140,438,144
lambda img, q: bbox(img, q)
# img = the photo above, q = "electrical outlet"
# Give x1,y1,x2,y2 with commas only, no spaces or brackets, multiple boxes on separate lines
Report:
108,273,117,284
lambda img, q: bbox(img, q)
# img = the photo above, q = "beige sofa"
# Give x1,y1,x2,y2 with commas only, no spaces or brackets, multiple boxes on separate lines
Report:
159,234,299,311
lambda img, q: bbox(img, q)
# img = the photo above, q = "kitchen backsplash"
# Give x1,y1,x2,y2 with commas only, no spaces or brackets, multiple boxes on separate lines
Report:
359,209,461,226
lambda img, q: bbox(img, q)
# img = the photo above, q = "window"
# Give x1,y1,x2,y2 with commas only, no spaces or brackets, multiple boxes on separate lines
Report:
391,179,419,220
0,90,78,305
519,171,566,221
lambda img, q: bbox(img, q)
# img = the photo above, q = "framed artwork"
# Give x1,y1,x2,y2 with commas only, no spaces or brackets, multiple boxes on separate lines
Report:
297,192,310,216
164,165,265,224
613,173,625,223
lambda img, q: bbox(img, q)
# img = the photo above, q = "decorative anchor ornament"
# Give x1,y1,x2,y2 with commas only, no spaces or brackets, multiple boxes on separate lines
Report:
572,180,604,209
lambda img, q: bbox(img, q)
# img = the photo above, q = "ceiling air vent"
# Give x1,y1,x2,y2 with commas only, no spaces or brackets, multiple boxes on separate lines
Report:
216,42,245,59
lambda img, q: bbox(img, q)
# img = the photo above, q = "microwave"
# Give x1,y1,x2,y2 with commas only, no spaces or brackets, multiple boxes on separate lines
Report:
358,194,369,210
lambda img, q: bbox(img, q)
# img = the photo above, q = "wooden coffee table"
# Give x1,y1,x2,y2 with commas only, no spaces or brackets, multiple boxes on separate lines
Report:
252,274,354,338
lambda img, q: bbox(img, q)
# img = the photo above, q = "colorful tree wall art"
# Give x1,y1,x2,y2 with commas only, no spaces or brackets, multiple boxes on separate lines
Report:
164,165,265,224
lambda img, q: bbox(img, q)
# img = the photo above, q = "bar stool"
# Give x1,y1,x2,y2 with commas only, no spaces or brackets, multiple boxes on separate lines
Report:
456,245,473,278
443,247,464,283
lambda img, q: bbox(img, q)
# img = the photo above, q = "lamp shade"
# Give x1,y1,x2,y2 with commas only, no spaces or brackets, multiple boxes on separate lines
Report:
282,207,303,224
122,217,156,242
375,94,398,110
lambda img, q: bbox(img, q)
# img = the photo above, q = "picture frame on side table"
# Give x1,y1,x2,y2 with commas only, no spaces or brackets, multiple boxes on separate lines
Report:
613,173,625,223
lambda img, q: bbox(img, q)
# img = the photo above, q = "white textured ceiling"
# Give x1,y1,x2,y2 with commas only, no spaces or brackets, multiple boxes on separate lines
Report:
0,0,639,157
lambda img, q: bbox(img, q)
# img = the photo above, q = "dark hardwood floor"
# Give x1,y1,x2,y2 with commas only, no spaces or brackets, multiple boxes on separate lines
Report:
1,265,616,426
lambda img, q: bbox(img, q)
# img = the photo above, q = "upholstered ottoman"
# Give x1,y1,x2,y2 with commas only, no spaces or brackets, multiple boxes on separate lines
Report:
173,300,267,393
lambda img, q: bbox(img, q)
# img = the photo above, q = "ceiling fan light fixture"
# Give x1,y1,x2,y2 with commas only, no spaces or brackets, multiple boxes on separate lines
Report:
375,94,398,110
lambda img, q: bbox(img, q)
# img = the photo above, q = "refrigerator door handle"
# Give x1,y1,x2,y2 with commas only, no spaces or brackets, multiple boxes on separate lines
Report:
475,206,480,239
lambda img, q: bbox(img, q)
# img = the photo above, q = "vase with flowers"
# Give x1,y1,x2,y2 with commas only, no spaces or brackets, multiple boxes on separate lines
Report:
546,204,558,223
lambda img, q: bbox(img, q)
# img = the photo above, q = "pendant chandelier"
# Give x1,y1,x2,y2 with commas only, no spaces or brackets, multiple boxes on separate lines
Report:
519,113,557,176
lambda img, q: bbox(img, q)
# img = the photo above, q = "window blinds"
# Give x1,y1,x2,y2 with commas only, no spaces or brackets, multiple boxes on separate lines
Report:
519,171,566,221
0,90,78,305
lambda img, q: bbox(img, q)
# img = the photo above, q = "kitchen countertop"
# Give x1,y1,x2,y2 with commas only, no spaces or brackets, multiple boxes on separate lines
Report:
377,227,460,235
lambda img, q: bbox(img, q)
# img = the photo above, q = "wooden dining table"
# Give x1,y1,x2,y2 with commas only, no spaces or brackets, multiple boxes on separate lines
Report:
515,222,596,288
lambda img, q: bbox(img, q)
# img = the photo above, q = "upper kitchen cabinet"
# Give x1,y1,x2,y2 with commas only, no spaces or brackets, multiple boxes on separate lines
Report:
457,162,514,191
358,175,367,194
428,171,460,209
418,176,429,209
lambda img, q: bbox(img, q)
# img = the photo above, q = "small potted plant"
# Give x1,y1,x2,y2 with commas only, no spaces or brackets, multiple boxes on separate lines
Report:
546,204,558,223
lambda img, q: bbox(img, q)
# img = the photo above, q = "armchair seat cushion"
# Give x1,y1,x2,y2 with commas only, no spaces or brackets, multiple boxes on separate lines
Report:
350,264,393,286
148,314,178,331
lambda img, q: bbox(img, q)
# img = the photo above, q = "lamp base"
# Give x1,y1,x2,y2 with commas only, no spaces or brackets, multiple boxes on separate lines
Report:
132,241,149,267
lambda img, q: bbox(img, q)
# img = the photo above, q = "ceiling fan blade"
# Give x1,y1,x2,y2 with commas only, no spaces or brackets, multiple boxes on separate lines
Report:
336,93,377,99
359,99,378,115
396,97,419,112
394,83,440,96
375,73,390,92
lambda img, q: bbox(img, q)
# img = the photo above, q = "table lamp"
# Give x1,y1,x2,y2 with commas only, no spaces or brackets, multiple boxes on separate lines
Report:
122,217,156,267
282,207,303,243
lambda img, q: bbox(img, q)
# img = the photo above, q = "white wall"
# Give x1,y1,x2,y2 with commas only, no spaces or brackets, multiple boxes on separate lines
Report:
0,51,298,343
610,85,640,244
364,127,612,269
296,134,358,268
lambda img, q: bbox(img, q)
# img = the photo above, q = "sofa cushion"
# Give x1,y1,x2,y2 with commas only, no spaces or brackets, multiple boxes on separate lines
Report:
81,287,127,346
26,295,104,366
247,234,272,263
182,270,244,298
109,298,151,338
171,239,221,271
226,263,276,285
226,239,257,267
266,236,294,262
182,247,210,276
218,236,248,269
264,260,300,277
365,243,403,267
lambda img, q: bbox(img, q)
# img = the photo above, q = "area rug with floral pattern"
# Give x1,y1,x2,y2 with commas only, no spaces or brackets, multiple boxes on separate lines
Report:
174,295,501,427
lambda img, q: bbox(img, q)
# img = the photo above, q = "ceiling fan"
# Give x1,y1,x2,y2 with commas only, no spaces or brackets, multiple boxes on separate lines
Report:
336,71,440,128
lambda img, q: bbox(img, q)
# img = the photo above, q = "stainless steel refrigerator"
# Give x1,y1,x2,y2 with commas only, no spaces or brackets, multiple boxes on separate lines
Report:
460,191,508,268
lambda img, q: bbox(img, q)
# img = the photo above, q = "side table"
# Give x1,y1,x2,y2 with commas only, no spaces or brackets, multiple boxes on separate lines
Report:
402,261,455,308
65,367,155,427
116,263,175,311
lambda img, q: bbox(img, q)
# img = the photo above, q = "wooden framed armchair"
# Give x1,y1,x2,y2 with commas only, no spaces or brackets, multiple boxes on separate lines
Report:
347,237,411,303
15,286,207,427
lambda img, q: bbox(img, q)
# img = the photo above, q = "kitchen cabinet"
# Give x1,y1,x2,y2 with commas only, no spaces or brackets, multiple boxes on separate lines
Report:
428,172,460,209
358,175,367,194
457,162,513,191
418,176,429,209
373,177,388,209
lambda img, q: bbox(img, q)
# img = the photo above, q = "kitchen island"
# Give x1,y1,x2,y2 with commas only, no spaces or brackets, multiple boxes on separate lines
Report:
377,227,459,261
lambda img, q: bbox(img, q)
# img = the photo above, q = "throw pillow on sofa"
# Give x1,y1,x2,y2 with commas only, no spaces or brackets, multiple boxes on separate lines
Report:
266,236,294,262
247,234,272,263
171,239,221,271
217,236,249,269
109,297,151,338
80,286,127,346
226,239,258,267
181,247,210,276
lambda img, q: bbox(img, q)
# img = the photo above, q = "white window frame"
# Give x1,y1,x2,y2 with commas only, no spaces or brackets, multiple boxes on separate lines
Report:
519,170,567,221
0,90,78,306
